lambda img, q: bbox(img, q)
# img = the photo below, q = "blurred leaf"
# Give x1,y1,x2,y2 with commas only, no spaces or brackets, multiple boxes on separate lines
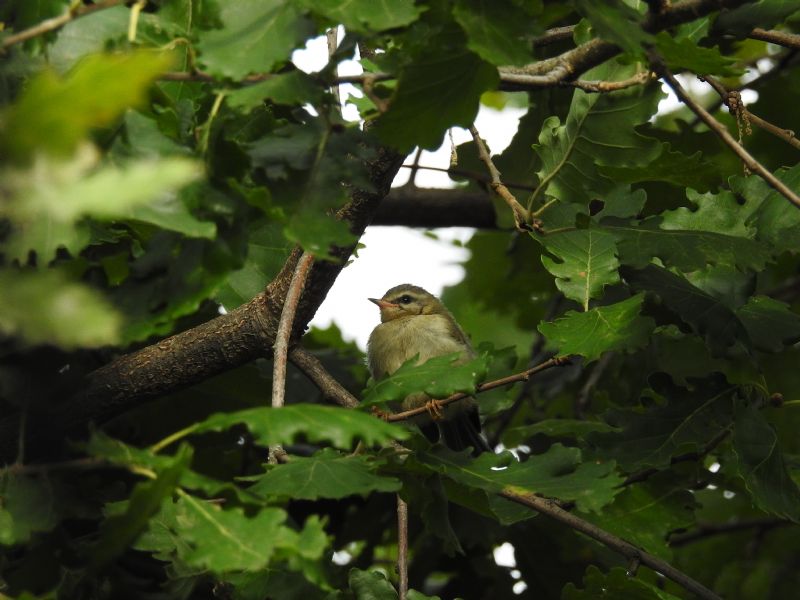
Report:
733,399,800,521
91,445,190,567
375,29,498,151
564,565,681,599
361,353,490,407
298,0,423,32
0,51,172,161
0,269,121,348
503,419,618,447
713,0,800,35
0,473,63,546
538,294,656,363
539,228,620,310
532,63,662,206
576,0,651,58
453,0,534,66
196,0,313,79
248,449,401,499
192,405,408,448
47,6,131,72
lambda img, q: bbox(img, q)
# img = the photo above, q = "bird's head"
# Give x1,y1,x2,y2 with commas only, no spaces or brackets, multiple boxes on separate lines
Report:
369,284,445,323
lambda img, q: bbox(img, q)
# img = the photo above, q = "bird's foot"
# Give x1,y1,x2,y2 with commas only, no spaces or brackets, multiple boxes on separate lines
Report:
425,399,445,421
371,407,391,421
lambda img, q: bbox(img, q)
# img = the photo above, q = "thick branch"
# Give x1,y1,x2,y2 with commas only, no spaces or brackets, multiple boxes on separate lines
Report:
500,488,722,600
375,186,497,228
0,147,404,461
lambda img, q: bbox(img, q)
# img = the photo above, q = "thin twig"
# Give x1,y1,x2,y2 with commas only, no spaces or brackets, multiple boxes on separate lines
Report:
748,28,800,50
569,71,653,93
653,56,800,210
669,518,790,547
398,164,536,192
468,125,531,231
385,357,570,423
405,148,424,187
270,252,315,462
500,488,722,600
704,75,800,151
532,26,576,48
326,28,342,108
1,0,126,50
396,496,409,600
288,346,360,408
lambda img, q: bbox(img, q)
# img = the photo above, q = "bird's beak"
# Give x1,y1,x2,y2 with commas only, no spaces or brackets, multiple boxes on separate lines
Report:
369,298,397,310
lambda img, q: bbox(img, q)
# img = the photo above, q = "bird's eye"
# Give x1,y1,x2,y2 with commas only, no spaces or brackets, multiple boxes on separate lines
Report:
398,294,413,304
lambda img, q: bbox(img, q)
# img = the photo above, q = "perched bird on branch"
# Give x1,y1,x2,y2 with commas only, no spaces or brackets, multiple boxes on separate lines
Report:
367,284,491,455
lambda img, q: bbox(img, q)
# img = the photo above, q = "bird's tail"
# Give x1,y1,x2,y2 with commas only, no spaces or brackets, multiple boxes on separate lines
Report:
440,413,492,456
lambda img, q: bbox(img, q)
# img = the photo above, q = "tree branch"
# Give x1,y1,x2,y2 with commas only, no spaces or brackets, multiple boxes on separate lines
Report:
289,346,360,409
385,357,570,423
0,146,404,461
703,75,800,151
1,0,127,50
375,186,497,228
669,518,790,547
500,488,722,600
469,125,531,231
397,496,409,600
748,28,800,50
652,57,800,210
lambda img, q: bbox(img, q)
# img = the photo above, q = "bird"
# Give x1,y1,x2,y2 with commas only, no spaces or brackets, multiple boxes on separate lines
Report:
366,284,491,455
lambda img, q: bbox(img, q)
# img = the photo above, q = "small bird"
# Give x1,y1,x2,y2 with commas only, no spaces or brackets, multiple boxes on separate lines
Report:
367,284,490,455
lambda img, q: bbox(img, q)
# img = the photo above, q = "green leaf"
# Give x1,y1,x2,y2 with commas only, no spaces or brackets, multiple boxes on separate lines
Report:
576,0,651,58
453,0,534,66
192,405,409,448
375,33,498,151
0,51,173,161
589,379,735,471
539,228,620,310
348,568,398,600
733,399,800,521
0,270,121,348
531,63,662,207
91,445,190,567
713,0,800,36
609,220,769,273
739,165,800,255
600,145,720,193
196,0,313,79
248,449,401,499
361,353,490,408
0,473,63,546
736,296,800,352
538,294,656,363
655,32,741,77
587,474,696,560
564,566,681,599
503,419,618,447
226,71,323,113
298,0,423,33
418,444,623,514
621,264,751,356
661,188,760,238
47,6,131,72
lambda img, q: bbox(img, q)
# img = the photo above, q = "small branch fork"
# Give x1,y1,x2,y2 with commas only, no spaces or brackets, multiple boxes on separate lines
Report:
468,125,534,232
702,75,800,151
651,56,800,210
384,356,570,423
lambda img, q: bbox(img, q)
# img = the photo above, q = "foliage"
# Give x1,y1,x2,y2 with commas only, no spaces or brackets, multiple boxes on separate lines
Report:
1,0,800,599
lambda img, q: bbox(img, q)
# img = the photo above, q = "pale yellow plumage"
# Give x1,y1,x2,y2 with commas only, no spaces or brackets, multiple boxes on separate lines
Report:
366,284,489,454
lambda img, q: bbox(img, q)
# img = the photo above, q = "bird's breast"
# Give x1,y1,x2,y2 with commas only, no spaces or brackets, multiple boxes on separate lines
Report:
367,314,470,379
